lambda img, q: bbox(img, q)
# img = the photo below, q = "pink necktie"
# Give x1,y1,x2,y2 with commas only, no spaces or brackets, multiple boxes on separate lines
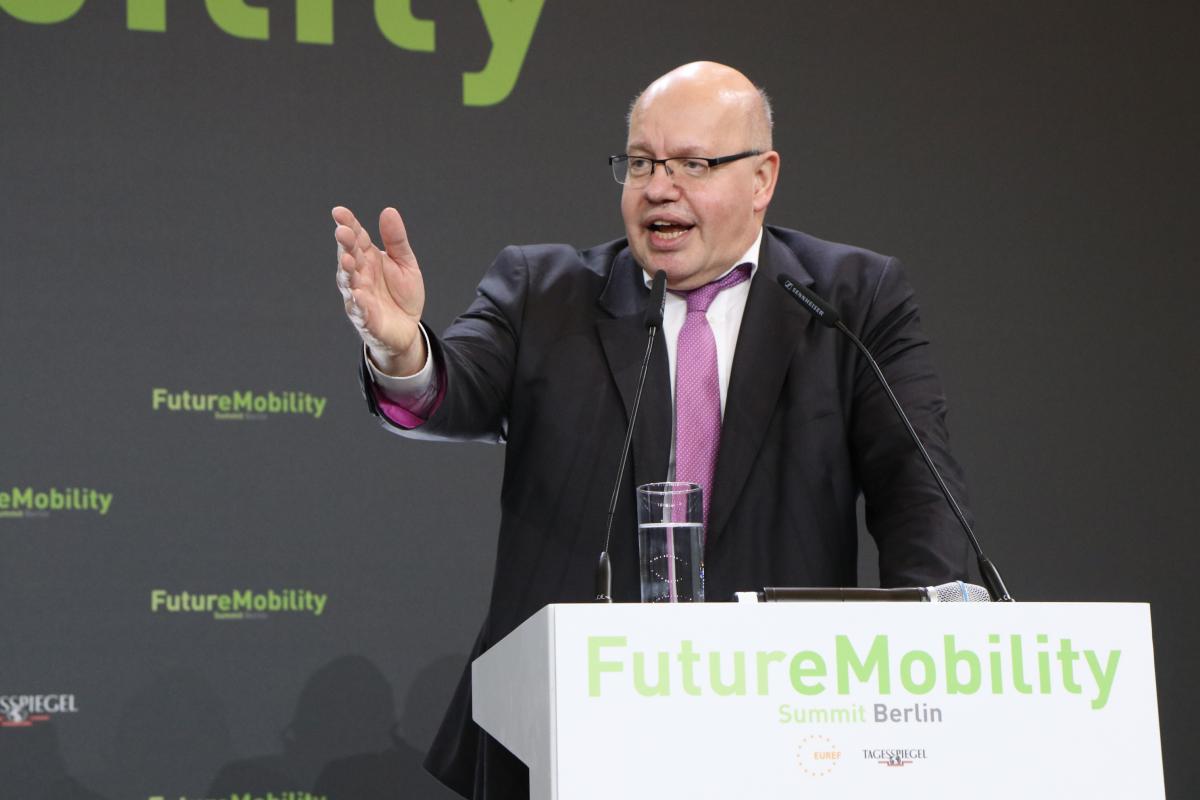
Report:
673,264,751,528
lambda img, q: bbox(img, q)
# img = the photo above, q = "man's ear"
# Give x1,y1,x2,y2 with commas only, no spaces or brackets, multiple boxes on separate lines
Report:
752,150,781,213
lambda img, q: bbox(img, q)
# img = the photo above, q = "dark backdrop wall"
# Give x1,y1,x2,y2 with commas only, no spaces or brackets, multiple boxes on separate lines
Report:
2,2,1196,798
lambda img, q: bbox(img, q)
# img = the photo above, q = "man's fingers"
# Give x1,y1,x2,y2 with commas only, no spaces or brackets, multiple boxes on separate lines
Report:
339,249,357,277
333,206,414,271
354,218,373,250
333,220,383,292
378,207,417,267
332,205,421,359
333,225,359,257
332,207,367,257
333,207,379,261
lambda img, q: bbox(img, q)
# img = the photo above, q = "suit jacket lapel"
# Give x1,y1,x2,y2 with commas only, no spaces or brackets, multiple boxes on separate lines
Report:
707,230,816,547
596,249,671,491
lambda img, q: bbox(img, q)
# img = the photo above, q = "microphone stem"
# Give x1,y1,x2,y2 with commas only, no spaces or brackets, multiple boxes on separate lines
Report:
599,326,658,598
835,320,1013,602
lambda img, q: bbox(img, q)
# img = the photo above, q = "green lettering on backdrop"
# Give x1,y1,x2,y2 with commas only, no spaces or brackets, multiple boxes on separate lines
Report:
205,0,268,40
375,0,434,52
4,0,543,105
465,0,545,106
12,487,33,508
124,0,332,41
0,0,84,24
126,0,164,31
297,0,334,45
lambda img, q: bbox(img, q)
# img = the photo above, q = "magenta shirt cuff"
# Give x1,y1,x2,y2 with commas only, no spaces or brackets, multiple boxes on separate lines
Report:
372,366,447,429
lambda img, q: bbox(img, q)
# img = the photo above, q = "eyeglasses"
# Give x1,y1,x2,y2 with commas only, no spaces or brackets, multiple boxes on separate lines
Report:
608,150,761,186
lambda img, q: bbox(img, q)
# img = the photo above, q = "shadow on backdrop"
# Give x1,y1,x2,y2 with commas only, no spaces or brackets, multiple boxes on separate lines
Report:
313,653,467,798
100,669,235,799
0,720,109,800
209,654,403,796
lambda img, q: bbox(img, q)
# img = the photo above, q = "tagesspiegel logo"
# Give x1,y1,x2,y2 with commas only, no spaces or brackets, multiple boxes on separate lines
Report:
0,694,79,728
151,589,328,620
864,747,928,767
0,486,113,519
151,388,327,421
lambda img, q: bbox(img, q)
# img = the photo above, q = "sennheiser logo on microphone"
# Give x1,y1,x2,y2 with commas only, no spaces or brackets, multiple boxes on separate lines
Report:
796,290,825,317
780,278,826,318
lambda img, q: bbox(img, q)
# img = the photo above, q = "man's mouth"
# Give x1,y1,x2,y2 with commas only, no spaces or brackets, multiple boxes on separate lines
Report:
647,219,694,242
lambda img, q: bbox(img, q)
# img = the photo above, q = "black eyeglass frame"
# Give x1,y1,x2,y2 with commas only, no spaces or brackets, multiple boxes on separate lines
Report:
608,150,763,184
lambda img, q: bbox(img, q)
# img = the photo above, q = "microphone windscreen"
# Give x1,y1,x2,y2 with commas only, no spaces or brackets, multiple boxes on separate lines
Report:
777,274,841,327
644,270,667,330
927,581,993,603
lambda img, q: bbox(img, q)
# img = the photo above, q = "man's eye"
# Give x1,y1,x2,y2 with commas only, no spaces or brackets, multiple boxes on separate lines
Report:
680,159,709,176
628,158,652,172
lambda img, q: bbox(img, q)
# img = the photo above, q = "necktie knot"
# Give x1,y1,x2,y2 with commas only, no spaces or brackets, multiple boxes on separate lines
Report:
678,263,752,313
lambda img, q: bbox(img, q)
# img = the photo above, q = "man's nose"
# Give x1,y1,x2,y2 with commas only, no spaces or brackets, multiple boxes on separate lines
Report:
643,162,681,200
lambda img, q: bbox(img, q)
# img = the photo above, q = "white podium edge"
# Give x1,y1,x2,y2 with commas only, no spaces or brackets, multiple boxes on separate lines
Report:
472,605,559,800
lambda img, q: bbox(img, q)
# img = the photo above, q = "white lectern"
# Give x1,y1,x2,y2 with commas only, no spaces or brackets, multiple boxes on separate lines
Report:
473,602,1163,799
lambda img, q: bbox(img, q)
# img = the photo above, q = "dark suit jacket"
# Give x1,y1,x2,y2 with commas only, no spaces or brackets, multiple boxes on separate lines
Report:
362,226,971,799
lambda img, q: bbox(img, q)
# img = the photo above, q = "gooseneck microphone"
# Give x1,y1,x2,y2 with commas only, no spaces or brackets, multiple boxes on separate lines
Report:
777,274,1013,602
596,270,667,602
739,581,993,603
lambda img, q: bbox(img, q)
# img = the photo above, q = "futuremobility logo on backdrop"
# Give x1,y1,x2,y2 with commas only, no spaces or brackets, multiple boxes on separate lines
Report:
0,0,544,106
0,486,112,518
151,588,328,620
0,694,79,728
151,388,326,421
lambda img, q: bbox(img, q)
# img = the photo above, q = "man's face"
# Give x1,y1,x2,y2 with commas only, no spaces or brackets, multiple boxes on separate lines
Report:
621,87,778,290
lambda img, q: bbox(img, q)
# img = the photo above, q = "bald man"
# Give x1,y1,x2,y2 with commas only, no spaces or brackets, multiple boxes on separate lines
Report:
335,62,970,799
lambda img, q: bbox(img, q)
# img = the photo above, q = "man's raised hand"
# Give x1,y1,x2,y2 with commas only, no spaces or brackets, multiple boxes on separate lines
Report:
333,205,427,376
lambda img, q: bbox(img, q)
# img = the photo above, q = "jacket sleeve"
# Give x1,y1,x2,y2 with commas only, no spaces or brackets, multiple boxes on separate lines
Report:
360,245,531,444
844,256,972,586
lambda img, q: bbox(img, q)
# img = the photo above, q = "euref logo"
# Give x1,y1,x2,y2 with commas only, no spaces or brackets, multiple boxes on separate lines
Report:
151,588,328,620
0,486,113,518
0,694,79,728
151,388,326,420
795,734,840,777
0,0,544,107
